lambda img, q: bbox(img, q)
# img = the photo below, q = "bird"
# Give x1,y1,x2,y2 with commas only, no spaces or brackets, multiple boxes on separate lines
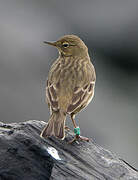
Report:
40,35,96,143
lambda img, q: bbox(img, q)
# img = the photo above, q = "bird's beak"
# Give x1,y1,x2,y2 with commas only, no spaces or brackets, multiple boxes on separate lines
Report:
43,41,57,47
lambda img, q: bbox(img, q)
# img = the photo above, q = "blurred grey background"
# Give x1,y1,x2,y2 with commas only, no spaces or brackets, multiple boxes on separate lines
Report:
0,0,138,168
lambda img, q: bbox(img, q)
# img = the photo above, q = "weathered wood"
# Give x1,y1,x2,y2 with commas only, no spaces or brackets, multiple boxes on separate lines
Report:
0,120,137,180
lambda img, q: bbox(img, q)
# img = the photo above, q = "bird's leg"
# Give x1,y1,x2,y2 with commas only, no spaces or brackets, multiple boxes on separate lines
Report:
71,114,77,128
68,114,89,143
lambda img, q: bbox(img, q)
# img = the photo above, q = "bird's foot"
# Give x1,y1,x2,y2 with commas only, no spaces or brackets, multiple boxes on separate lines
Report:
68,134,89,144
64,126,70,131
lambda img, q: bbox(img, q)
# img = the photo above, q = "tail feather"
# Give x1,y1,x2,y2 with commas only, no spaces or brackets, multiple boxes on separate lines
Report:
40,111,66,140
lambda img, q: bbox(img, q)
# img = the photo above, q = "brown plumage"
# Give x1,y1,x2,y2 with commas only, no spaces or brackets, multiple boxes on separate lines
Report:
40,35,96,142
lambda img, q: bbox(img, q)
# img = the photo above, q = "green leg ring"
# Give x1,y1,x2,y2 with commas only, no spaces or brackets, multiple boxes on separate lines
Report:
74,127,80,135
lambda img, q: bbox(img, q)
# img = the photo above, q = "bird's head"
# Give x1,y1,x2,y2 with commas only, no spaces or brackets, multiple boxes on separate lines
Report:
44,35,88,57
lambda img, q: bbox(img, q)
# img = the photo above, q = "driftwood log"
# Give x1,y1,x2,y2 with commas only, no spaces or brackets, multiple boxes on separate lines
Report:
0,120,137,180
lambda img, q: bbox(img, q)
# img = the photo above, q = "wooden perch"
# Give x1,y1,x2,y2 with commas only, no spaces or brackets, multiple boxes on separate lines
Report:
0,120,137,180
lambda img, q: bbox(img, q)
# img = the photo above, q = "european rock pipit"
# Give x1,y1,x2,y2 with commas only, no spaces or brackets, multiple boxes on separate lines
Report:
40,35,96,143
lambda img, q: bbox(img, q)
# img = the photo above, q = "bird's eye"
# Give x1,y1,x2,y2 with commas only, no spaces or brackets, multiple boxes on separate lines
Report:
62,42,69,48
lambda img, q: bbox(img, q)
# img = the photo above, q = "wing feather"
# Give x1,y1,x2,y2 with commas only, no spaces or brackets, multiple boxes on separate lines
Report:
67,81,95,114
46,80,59,111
